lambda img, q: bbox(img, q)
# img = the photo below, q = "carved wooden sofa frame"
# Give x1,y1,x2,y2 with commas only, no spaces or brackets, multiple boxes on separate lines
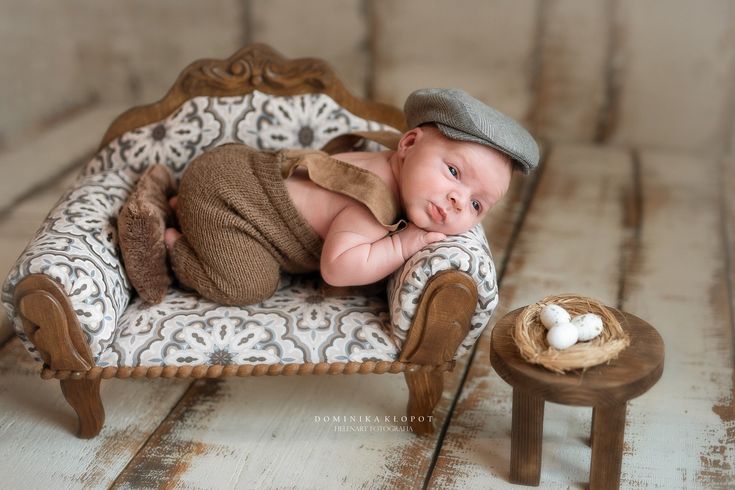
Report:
7,44,492,438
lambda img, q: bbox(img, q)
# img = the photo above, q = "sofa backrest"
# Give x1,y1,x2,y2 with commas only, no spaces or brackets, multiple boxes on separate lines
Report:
87,44,406,178
85,92,402,179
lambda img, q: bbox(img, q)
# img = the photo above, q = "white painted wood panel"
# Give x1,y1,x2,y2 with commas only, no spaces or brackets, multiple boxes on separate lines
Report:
724,155,735,355
372,0,538,122
481,143,545,258
531,0,610,142
0,338,191,489
0,104,128,211
610,0,735,153
111,374,430,488
0,1,243,142
428,144,634,488
251,0,369,97
620,151,733,487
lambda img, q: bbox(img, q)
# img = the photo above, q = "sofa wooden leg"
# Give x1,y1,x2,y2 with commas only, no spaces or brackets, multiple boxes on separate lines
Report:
404,370,443,435
60,378,105,438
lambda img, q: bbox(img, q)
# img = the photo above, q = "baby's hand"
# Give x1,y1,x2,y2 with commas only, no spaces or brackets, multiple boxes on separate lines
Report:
397,223,446,260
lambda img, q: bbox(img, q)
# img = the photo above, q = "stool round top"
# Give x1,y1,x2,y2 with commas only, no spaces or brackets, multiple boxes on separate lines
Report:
490,307,664,406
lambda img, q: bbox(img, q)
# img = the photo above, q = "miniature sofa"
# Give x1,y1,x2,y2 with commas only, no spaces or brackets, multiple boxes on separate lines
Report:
1,44,499,438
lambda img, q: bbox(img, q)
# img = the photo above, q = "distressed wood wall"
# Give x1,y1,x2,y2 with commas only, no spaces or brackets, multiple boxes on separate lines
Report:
2,0,734,155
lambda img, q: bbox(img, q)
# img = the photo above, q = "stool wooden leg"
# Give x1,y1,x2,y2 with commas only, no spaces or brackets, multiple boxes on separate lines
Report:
590,403,627,490
510,388,544,486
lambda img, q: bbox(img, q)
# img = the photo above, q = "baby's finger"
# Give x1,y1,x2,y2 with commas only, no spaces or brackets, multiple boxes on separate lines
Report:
425,232,447,243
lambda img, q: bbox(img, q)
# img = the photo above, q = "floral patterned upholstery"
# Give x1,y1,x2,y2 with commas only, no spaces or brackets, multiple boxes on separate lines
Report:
1,91,498,367
98,274,397,367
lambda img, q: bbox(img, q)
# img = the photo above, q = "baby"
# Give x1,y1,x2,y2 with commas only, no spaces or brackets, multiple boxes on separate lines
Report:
141,88,538,305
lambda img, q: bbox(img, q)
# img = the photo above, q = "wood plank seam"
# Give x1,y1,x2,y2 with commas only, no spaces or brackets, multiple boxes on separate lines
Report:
107,378,198,488
0,155,89,221
616,148,643,308
594,0,622,143
526,0,550,136
718,156,735,360
363,0,378,100
495,143,550,286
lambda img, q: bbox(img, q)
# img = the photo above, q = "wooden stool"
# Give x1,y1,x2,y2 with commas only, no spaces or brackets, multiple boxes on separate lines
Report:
489,307,664,490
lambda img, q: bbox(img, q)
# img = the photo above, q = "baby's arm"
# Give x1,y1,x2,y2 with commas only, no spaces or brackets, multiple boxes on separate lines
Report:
320,204,445,287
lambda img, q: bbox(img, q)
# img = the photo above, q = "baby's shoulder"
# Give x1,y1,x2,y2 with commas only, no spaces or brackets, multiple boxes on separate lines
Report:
331,150,398,197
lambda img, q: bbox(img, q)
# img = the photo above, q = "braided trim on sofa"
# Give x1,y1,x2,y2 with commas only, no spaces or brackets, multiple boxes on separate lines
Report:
41,360,455,380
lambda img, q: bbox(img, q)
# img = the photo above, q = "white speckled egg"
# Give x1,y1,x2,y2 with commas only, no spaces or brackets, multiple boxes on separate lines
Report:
546,322,579,350
572,313,604,341
539,304,571,329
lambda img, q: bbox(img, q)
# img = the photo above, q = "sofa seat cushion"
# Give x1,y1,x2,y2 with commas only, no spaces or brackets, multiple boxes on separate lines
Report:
97,274,398,368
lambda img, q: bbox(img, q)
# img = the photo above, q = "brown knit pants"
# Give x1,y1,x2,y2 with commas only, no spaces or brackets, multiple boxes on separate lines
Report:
170,144,324,305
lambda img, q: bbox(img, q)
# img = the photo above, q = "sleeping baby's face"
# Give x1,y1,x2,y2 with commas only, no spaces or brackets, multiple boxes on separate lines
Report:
394,126,513,235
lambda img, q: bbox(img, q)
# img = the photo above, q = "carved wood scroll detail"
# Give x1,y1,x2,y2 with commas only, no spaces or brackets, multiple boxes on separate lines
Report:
186,48,329,93
100,42,407,149
14,274,93,371
399,270,479,365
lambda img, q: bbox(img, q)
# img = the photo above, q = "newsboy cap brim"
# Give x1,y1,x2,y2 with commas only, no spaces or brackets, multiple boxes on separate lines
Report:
404,88,540,174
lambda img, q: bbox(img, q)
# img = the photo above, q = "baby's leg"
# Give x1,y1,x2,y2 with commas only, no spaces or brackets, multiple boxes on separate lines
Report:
168,234,281,305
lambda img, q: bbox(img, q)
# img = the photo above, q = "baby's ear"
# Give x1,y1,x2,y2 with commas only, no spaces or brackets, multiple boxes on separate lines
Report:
397,128,421,155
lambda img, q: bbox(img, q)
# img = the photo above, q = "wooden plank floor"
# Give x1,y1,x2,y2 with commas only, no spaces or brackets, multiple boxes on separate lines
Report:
0,143,733,489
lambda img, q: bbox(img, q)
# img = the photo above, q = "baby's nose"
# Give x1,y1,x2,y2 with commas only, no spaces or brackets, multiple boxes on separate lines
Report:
448,191,467,211
449,195,460,210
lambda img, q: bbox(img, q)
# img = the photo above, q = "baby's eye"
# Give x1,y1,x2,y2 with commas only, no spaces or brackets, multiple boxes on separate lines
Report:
447,165,458,178
472,200,481,212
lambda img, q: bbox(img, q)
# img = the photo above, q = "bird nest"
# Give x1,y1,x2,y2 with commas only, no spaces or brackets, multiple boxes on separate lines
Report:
512,294,631,373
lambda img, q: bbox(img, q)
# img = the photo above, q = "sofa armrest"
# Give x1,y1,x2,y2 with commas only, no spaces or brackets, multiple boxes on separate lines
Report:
1,168,136,364
387,224,499,361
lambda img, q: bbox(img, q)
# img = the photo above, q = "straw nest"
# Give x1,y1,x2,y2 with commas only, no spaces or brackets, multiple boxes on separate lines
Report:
512,294,631,374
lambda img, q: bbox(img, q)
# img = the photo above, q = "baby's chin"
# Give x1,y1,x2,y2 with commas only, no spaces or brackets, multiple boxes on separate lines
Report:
408,210,473,235
407,209,438,231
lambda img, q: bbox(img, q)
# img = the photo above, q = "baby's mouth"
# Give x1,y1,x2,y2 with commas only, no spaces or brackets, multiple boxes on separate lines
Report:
429,202,446,223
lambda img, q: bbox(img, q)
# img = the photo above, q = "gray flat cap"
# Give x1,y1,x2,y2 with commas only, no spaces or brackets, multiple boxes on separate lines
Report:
404,88,539,173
